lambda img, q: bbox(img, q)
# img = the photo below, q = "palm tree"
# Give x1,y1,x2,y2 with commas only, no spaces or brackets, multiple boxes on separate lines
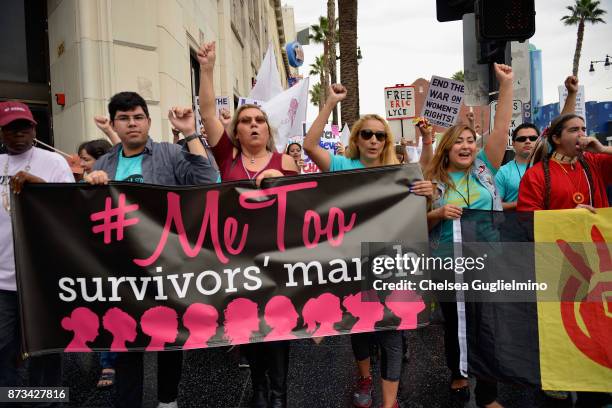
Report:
338,0,359,128
327,0,338,124
310,82,322,109
451,70,464,82
561,0,607,77
310,17,330,104
309,56,326,110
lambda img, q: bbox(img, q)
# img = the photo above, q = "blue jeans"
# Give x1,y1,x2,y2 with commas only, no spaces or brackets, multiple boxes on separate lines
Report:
100,352,118,369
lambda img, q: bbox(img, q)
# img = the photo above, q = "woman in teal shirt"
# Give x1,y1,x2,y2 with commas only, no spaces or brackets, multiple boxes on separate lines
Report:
304,84,433,408
425,63,514,408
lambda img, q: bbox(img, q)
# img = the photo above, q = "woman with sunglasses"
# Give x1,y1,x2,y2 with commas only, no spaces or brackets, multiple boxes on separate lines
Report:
425,63,514,408
198,41,298,186
198,41,298,408
304,84,433,408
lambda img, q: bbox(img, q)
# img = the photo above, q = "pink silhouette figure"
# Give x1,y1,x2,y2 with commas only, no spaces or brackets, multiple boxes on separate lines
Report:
264,296,299,341
61,307,100,352
288,98,298,127
384,290,426,330
140,306,179,351
102,307,137,351
302,293,343,337
224,298,260,345
343,290,385,333
182,303,219,349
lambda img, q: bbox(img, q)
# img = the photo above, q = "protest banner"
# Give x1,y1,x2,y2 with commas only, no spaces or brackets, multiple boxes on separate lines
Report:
301,122,341,173
238,97,264,107
422,75,465,128
384,85,416,142
193,96,230,134
13,166,430,355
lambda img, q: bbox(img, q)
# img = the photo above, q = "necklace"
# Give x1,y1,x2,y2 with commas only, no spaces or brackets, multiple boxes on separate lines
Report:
552,151,577,168
552,160,590,205
240,151,272,180
513,160,525,179
242,151,269,165
453,172,471,207
2,148,35,213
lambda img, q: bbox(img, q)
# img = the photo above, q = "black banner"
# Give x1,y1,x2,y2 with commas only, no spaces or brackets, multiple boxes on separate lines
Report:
13,165,430,355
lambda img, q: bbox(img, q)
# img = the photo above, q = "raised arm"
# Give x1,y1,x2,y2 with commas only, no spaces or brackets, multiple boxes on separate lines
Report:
560,75,578,115
303,84,347,172
417,120,434,171
485,63,514,170
94,116,120,145
168,106,207,157
197,42,225,147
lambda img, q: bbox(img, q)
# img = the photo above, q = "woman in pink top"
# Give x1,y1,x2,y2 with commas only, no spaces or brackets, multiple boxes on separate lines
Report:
197,42,298,184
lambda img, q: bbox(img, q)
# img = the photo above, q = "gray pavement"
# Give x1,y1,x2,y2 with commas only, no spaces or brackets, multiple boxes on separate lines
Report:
35,325,577,407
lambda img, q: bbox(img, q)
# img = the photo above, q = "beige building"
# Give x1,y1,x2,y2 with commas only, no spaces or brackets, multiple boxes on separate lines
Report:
0,0,297,153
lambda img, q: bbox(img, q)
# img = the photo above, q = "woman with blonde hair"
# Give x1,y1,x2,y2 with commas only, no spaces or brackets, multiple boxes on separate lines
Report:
425,63,514,408
304,84,433,408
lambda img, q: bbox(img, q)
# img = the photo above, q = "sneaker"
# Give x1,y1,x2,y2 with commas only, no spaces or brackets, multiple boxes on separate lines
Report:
157,402,178,408
353,376,373,408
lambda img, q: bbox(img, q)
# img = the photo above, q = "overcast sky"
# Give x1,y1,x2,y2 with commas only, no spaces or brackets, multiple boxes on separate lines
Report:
283,0,612,122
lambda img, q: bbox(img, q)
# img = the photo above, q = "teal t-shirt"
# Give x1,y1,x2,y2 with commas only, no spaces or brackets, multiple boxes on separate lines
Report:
328,152,364,171
494,159,526,203
116,148,144,183
439,150,496,243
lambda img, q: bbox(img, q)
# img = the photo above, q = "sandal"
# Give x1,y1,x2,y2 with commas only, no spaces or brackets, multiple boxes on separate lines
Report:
96,368,115,388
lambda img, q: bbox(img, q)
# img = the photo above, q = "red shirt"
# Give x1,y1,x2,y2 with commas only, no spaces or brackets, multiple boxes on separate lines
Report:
517,152,612,211
211,131,298,182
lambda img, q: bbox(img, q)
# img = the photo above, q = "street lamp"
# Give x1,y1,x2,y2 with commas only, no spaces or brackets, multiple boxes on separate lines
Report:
589,54,611,74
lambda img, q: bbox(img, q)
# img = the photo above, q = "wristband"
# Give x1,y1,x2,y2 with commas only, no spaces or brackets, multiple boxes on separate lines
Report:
422,138,433,145
184,133,199,143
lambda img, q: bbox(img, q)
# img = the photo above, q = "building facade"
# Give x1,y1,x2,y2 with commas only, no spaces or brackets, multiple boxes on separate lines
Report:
0,0,296,153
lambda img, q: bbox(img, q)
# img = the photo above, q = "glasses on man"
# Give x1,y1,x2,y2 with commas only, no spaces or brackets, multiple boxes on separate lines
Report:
514,135,538,143
238,115,266,125
359,129,387,142
114,114,148,123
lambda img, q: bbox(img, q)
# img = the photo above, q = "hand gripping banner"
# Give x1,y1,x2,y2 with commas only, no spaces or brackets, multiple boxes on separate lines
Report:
12,165,430,355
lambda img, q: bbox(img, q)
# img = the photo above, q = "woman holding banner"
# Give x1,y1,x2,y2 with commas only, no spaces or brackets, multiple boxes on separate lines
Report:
197,41,297,408
424,63,514,408
304,84,433,408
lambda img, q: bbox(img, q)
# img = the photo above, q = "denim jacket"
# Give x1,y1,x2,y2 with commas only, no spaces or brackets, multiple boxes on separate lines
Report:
94,137,218,186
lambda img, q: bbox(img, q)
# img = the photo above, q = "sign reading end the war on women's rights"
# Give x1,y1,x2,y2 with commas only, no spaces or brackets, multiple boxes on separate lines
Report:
422,76,465,128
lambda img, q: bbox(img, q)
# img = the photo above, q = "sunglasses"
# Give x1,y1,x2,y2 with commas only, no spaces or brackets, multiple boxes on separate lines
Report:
238,115,266,125
514,136,538,143
359,129,387,142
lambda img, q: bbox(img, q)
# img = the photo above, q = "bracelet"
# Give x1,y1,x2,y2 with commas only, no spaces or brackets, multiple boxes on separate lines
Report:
184,133,199,142
422,138,433,145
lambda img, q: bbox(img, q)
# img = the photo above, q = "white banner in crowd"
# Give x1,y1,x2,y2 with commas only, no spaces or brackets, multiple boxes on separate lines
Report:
248,43,283,102
490,99,524,150
238,97,264,107
215,96,230,116
558,85,586,128
423,76,465,128
301,122,341,174
261,77,310,154
340,123,350,147
384,85,416,142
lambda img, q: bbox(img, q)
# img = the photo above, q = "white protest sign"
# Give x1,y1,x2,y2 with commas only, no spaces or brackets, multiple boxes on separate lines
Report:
558,85,586,128
301,122,341,174
490,100,523,150
423,76,465,128
340,123,350,147
215,96,230,116
238,97,264,107
384,85,416,142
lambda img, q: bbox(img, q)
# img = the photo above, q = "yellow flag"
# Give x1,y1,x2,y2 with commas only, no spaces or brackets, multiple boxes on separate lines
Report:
535,208,612,392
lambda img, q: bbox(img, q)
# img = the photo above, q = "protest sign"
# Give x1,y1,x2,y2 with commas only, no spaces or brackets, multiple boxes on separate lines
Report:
193,96,231,134
422,76,465,128
301,122,341,173
490,99,524,149
13,167,430,355
558,85,586,128
384,85,416,142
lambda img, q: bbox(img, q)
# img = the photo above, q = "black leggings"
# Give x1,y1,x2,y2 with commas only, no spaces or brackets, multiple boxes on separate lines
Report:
351,330,403,382
439,301,498,406
244,340,290,395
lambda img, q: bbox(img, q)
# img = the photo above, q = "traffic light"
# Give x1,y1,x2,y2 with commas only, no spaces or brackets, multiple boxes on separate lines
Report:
436,0,474,22
476,0,536,42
